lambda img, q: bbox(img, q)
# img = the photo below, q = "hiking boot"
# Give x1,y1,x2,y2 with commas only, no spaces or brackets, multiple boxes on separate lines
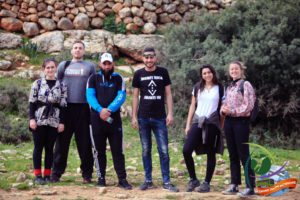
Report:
35,175,45,185
118,179,132,190
44,175,51,184
237,188,255,198
83,177,92,184
222,184,239,195
197,182,210,193
97,177,106,187
162,182,179,192
186,179,200,192
51,175,60,183
139,181,153,190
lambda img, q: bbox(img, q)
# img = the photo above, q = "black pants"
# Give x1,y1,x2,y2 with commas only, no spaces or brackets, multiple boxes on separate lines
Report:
224,117,255,188
52,103,94,179
183,123,217,183
32,125,57,170
90,112,127,180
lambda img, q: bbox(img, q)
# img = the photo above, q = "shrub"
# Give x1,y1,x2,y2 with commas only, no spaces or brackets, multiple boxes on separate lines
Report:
20,38,38,60
163,0,300,148
103,14,127,34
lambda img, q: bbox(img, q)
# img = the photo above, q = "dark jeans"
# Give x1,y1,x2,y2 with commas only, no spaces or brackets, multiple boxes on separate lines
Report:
138,118,170,183
90,112,126,180
224,116,255,188
52,103,94,179
183,123,217,183
32,125,57,170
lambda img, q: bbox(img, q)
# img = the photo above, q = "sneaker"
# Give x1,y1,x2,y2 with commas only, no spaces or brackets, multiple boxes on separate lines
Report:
237,188,255,198
139,181,153,190
222,184,239,195
186,179,200,192
83,177,92,184
97,177,106,187
44,175,51,184
197,182,210,193
118,179,132,190
35,175,45,185
162,183,179,192
51,174,60,183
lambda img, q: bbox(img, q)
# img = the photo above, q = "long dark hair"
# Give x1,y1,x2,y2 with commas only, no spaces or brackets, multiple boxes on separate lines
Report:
198,64,222,92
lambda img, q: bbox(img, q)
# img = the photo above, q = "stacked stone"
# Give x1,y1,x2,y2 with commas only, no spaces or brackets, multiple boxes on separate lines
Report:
0,0,234,36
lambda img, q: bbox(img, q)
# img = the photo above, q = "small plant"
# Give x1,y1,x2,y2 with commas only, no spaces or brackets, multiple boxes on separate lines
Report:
20,39,39,60
103,14,127,34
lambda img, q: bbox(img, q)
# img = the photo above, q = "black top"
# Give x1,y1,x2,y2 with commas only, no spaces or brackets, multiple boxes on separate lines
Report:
132,66,171,118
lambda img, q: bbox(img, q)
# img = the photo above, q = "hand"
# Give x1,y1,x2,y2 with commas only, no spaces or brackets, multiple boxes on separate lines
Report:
58,124,64,133
185,127,190,136
166,114,173,126
221,105,230,116
100,108,111,121
29,119,37,131
131,117,139,130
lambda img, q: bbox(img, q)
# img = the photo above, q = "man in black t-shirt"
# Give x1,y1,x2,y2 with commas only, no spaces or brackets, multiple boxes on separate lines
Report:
132,47,179,192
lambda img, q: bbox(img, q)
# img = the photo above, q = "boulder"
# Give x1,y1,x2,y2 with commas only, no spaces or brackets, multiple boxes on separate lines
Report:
38,18,56,31
27,14,39,22
73,13,89,30
91,18,103,28
169,13,182,22
123,17,133,24
29,0,37,7
131,6,144,17
113,34,164,61
54,1,65,10
155,0,163,6
57,17,73,30
119,7,131,19
0,60,12,70
132,0,142,6
11,5,20,13
16,172,27,182
94,2,107,11
162,4,177,13
177,4,189,14
126,23,139,31
0,33,22,48
102,8,114,15
112,3,123,13
85,5,95,12
23,22,39,37
133,16,144,26
45,0,56,5
124,0,132,7
0,17,23,31
37,3,47,11
159,13,172,23
31,31,64,53
55,10,66,18
143,2,157,11
70,8,79,15
0,9,17,18
143,11,157,23
142,22,156,34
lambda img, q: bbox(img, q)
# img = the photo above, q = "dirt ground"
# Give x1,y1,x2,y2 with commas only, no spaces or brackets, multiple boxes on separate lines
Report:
1,182,299,200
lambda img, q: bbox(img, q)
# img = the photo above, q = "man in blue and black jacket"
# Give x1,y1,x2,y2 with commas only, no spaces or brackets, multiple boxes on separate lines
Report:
86,53,132,190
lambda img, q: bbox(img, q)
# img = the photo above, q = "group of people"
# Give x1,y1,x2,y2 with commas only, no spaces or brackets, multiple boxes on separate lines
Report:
29,40,256,197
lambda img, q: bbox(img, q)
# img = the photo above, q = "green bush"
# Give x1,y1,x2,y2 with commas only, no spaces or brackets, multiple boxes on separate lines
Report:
103,14,127,34
163,0,300,148
20,38,38,60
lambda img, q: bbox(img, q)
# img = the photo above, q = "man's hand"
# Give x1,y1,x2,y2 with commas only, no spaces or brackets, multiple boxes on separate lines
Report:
100,108,111,121
131,117,139,130
166,113,173,126
58,123,64,133
29,119,37,131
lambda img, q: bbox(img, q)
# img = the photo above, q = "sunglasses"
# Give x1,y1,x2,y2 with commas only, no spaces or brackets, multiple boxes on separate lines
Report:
143,53,156,59
44,57,55,62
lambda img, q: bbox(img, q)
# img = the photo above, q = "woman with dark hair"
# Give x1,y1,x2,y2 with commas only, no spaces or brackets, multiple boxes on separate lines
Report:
29,58,67,184
183,64,224,192
221,61,256,198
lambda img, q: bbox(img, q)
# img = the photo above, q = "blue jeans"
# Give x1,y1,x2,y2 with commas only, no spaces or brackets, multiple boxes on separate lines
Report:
138,118,170,184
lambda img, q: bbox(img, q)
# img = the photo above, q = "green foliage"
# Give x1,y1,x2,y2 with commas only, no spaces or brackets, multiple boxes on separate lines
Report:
54,49,72,64
163,0,300,147
20,38,38,60
103,14,127,34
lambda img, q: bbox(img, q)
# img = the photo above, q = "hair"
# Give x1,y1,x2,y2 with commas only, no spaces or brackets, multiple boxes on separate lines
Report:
229,61,247,79
42,57,56,69
72,40,85,49
198,64,222,92
143,47,156,54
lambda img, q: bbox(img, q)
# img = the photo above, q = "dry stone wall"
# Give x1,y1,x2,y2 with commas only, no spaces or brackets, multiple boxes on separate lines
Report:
0,0,234,36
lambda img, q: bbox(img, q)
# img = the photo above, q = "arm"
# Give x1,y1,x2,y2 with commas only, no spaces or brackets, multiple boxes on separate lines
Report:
107,75,126,112
56,61,65,81
86,75,103,114
29,80,39,130
185,96,196,135
131,87,140,130
165,84,173,126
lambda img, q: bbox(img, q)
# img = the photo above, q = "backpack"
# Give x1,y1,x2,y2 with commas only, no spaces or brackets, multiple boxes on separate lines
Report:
239,80,259,123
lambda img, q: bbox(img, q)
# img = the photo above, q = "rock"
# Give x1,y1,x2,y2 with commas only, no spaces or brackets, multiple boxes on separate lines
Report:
142,22,156,34
143,11,157,23
113,34,164,61
55,10,66,18
88,12,97,18
1,149,17,154
131,6,144,17
143,2,156,11
133,16,144,26
191,0,204,6
38,18,56,31
11,5,20,13
45,0,56,5
98,187,107,194
132,0,142,6
126,166,137,171
159,13,172,23
15,70,44,79
12,183,21,188
16,172,27,182
123,17,133,24
57,17,73,30
171,168,185,176
169,13,182,22
102,8,114,15
215,168,225,175
37,3,47,11
91,18,103,28
0,9,17,18
85,5,95,12
38,10,52,18
0,60,12,70
124,0,132,7
217,158,225,165
224,180,229,185
27,14,39,22
23,22,39,37
112,3,123,13
39,190,58,195
180,158,185,164
0,33,22,48
28,7,37,14
106,165,114,172
25,179,34,186
177,4,189,14
94,2,107,11
207,2,219,10
119,7,131,19
31,31,64,53
114,194,129,199
73,13,89,30
0,17,23,31
163,4,177,13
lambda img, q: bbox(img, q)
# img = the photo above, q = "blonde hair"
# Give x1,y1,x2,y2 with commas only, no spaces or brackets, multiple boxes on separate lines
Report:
229,61,247,79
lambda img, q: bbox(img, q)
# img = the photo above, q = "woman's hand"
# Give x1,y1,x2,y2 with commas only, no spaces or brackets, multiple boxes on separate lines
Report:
58,123,64,133
185,127,190,136
29,119,37,131
221,105,230,116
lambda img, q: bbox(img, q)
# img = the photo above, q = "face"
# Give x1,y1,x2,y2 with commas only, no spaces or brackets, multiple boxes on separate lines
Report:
142,51,157,68
202,68,213,83
229,63,242,80
71,42,85,60
100,61,114,74
44,61,57,79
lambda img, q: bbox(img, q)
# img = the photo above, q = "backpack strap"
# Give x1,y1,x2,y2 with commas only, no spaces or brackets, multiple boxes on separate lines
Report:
239,79,245,96
60,60,72,80
217,84,224,115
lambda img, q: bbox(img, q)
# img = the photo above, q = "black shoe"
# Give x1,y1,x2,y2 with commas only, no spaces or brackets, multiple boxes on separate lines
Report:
118,179,132,190
237,188,255,198
162,182,179,192
51,173,60,183
97,177,106,187
44,175,51,184
139,181,153,190
35,175,45,185
222,184,239,195
197,182,210,193
83,177,92,184
186,179,200,192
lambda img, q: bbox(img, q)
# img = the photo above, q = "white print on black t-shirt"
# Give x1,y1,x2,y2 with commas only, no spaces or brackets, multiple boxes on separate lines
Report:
141,75,163,100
